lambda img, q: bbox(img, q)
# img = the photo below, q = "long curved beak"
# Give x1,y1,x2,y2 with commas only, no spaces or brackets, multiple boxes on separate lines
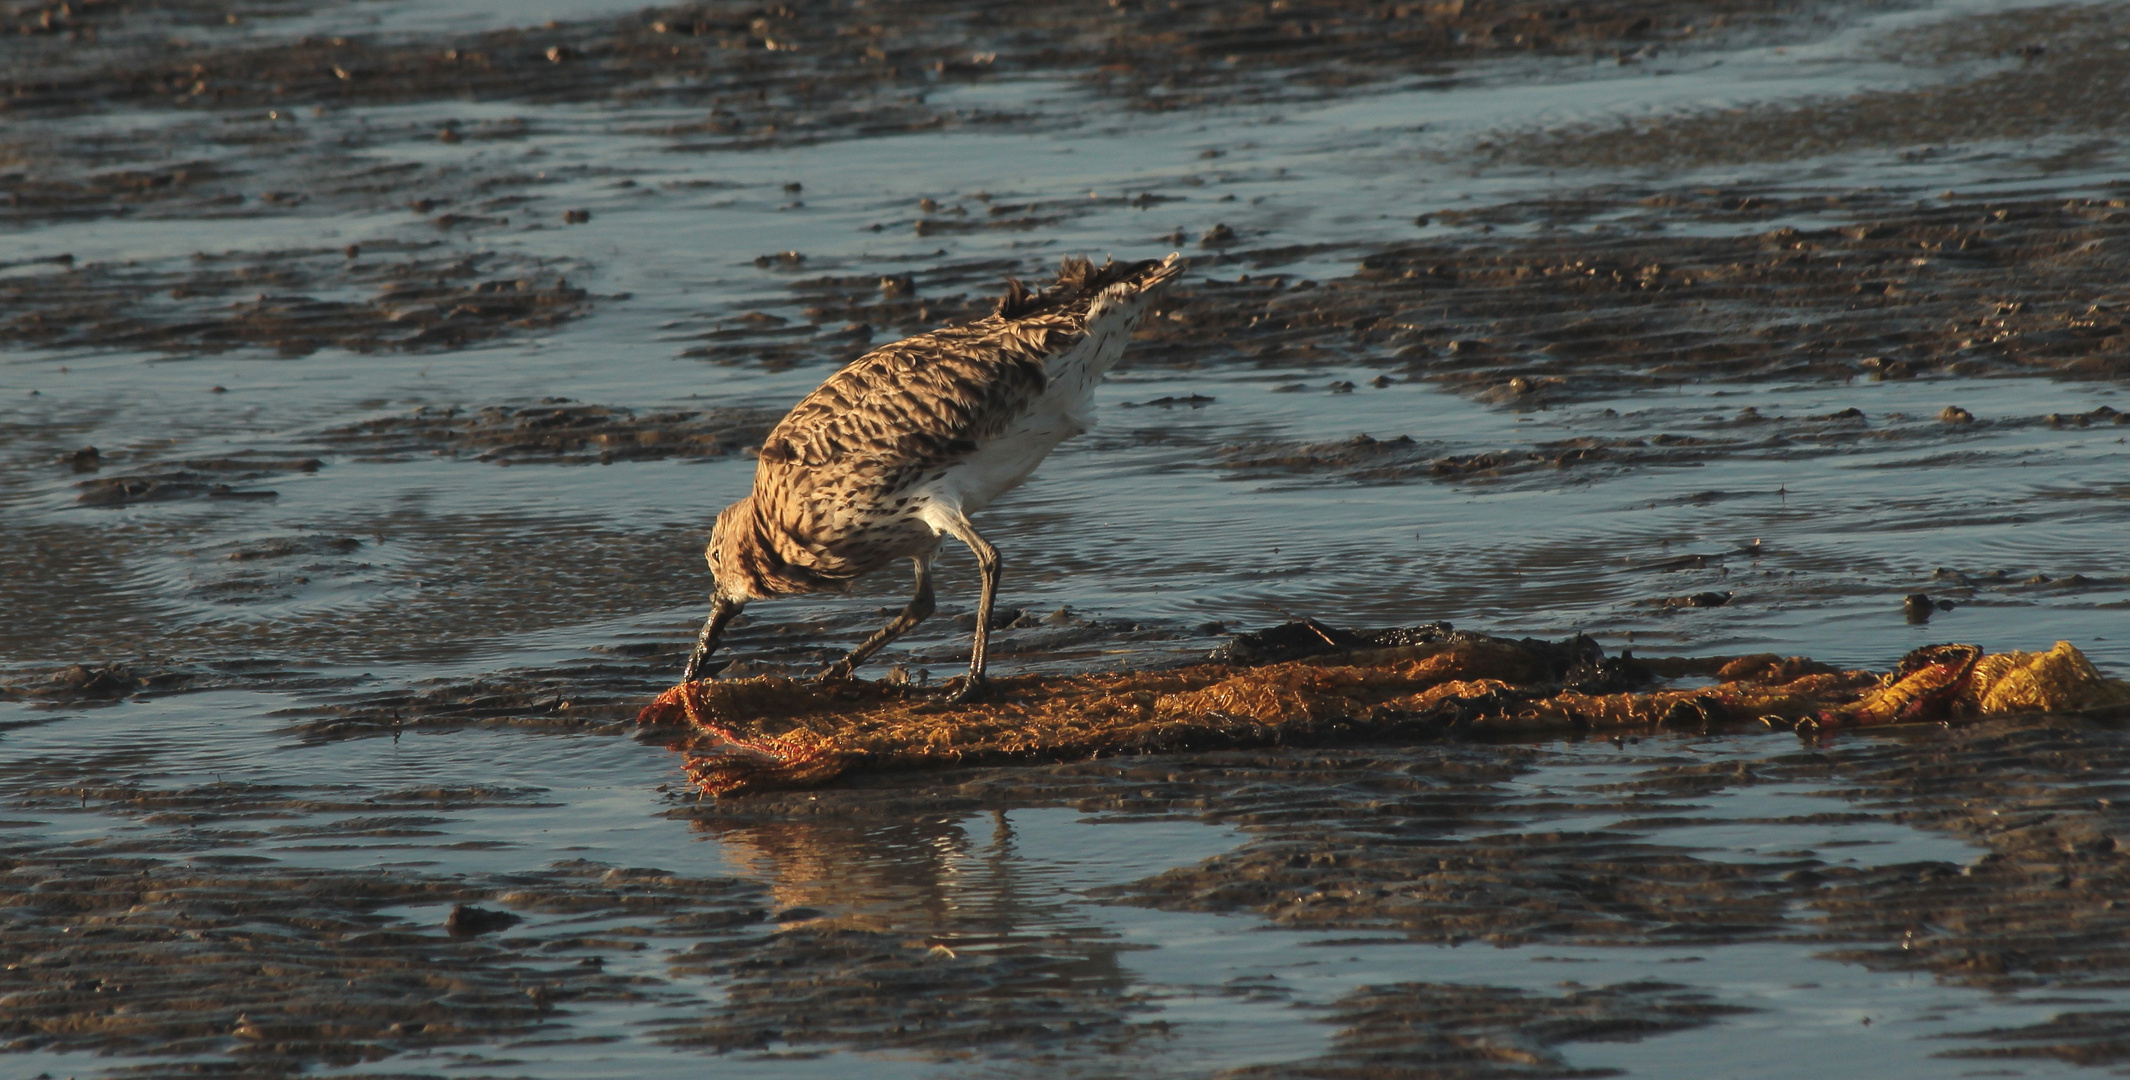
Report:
680,596,743,683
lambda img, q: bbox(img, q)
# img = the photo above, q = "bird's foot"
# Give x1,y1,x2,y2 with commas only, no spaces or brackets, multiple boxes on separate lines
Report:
943,673,991,705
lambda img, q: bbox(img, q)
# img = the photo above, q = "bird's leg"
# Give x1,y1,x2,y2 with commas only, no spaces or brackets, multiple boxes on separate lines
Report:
680,596,743,683
821,553,936,682
936,511,1000,704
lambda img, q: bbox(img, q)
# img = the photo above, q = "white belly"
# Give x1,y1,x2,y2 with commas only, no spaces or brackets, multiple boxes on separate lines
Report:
908,299,1140,525
920,404,1079,516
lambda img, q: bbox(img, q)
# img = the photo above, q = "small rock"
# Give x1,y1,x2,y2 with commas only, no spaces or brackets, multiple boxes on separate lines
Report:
1902,593,1935,623
562,208,592,224
1200,223,1237,247
1939,405,1974,423
444,904,522,937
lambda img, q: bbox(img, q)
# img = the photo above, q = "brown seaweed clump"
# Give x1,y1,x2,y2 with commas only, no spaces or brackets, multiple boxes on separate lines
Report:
639,631,2130,798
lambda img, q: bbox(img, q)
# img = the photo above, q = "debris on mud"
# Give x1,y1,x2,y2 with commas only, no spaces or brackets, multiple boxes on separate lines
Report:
639,622,2130,797
320,400,779,463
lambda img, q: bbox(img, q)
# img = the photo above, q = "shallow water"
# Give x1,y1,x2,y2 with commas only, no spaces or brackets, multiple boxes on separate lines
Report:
8,0,2130,1075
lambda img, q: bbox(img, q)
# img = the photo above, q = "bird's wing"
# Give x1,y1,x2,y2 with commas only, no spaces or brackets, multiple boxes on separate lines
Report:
754,316,1072,505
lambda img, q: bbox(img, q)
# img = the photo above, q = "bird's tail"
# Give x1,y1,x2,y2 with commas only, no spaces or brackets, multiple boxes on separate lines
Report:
996,252,1186,318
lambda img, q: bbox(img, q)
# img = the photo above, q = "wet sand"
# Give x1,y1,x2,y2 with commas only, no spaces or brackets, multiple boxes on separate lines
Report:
8,0,2130,1076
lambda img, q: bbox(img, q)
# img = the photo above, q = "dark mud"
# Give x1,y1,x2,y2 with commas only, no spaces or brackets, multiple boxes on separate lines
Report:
1234,980,1750,1080
1215,401,2127,487
0,846,768,1076
4,0,1848,132
3,243,590,356
659,923,1156,1057
320,400,779,463
1492,2,2130,168
1119,188,2130,393
0,515,728,666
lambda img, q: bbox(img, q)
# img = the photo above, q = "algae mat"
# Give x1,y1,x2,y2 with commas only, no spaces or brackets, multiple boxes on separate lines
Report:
639,627,2130,797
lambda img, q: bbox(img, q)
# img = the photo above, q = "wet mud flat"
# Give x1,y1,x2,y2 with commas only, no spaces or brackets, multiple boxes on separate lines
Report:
11,0,2130,1076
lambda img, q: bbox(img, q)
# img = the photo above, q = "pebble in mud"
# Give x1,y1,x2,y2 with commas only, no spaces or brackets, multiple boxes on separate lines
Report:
1940,405,1976,423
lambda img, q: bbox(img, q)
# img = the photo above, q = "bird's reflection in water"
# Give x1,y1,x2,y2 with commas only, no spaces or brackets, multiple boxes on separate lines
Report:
672,810,1157,1059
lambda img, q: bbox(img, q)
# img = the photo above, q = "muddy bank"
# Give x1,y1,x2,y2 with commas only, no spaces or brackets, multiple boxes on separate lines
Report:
1491,1,2130,168
1212,401,2129,487
4,0,1853,130
0,515,726,667
0,844,767,1076
1120,188,2130,395
2,243,589,356
320,399,779,463
1232,980,1750,1080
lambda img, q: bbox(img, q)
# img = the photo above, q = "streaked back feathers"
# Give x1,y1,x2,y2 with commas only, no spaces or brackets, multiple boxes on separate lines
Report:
707,253,1184,602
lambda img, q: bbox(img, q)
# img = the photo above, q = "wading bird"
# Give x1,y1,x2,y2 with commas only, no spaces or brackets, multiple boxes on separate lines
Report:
681,253,1185,701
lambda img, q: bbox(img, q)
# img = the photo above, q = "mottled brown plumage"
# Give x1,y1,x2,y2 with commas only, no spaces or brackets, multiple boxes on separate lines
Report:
682,253,1185,699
